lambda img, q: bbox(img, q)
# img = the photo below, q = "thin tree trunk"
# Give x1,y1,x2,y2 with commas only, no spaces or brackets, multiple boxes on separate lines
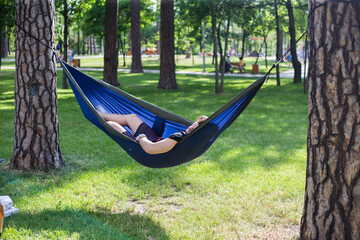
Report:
301,1,360,239
158,0,177,89
104,0,120,86
219,0,232,94
217,21,222,67
241,29,246,57
156,21,160,55
286,0,301,84
12,0,64,171
82,33,85,55
0,37,8,58
93,36,96,54
77,28,80,56
231,21,235,55
62,0,68,89
89,36,92,55
279,30,283,60
264,33,268,68
211,0,219,94
8,37,11,55
254,35,266,65
131,0,143,73
202,21,205,73
275,0,281,86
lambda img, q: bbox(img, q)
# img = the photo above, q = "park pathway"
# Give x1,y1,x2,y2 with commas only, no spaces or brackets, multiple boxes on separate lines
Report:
2,58,307,79
55,66,304,79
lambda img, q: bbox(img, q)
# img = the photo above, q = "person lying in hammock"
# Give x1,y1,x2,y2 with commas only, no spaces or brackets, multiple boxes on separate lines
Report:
97,107,208,155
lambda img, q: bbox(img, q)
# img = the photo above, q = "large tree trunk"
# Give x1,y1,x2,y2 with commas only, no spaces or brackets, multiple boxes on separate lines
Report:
158,0,177,89
130,0,143,73
12,0,64,171
285,0,301,84
103,0,120,86
301,1,360,239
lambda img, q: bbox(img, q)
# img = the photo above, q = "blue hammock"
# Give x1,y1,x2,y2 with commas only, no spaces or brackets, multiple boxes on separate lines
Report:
62,62,265,168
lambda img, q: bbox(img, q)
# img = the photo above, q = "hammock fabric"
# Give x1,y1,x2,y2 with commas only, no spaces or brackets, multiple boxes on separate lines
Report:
61,62,265,168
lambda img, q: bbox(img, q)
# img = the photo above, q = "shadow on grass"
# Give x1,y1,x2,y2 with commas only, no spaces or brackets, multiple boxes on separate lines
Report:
0,70,307,238
3,208,168,240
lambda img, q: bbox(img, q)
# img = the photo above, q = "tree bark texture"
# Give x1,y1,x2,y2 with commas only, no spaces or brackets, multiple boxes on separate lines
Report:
130,0,143,73
286,0,302,84
104,0,120,86
13,0,64,171
158,0,177,89
301,1,360,239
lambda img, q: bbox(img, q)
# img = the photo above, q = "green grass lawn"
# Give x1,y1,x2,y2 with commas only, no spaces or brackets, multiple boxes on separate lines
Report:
0,68,307,239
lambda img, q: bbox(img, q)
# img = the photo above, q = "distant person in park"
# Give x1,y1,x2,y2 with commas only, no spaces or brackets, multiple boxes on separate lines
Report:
239,57,245,73
286,54,292,63
96,106,208,154
126,48,131,57
68,46,74,66
225,55,232,73
56,41,62,54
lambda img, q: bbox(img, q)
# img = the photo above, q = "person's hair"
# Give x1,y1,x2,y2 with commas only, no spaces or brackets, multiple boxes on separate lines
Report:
240,57,243,60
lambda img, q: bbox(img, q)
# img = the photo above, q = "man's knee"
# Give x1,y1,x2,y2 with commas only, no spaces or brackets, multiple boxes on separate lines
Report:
107,121,126,132
128,114,140,121
107,121,118,127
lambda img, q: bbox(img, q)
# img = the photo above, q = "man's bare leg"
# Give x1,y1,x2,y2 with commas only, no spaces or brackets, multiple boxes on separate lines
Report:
98,112,143,134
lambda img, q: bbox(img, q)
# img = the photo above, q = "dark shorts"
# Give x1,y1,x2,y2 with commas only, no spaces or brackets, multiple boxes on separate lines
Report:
123,122,163,142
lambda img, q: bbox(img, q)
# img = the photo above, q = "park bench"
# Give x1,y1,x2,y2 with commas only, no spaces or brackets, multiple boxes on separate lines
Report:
231,62,246,73
143,48,155,55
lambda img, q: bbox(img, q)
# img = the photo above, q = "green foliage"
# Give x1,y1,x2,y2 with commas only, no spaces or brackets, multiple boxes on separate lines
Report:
277,0,308,35
0,0,15,37
118,0,131,34
55,0,95,25
174,0,211,54
81,0,106,37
